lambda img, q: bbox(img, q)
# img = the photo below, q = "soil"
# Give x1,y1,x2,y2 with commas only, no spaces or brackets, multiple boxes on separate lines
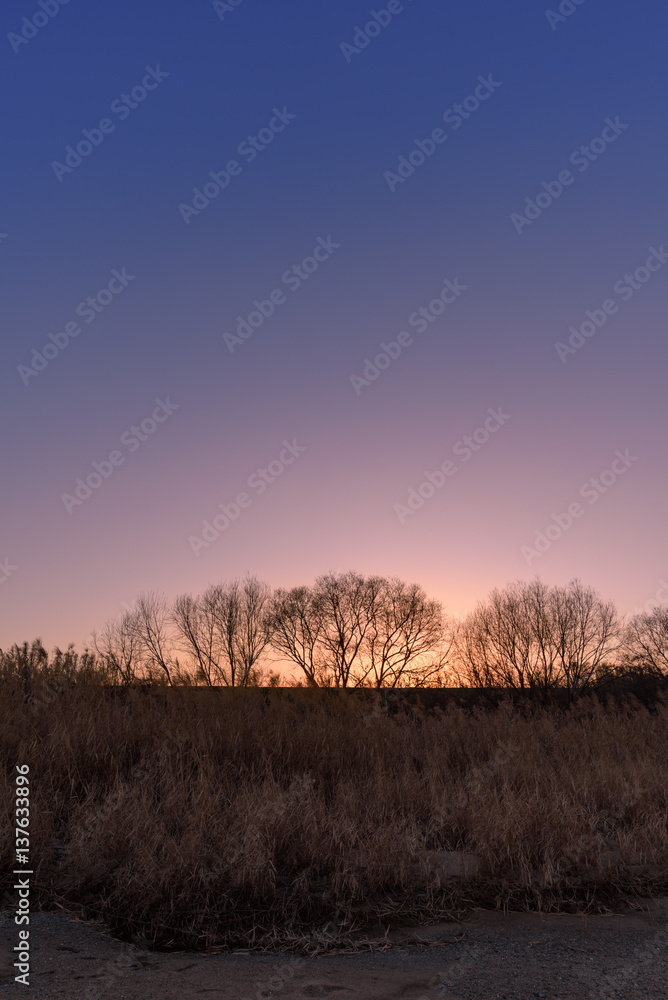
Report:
1,900,667,999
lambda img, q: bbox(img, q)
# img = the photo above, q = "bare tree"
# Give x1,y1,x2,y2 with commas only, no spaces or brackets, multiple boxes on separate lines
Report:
236,576,273,682
131,592,179,684
454,580,556,691
171,579,271,686
266,573,376,687
267,572,448,688
93,609,142,684
265,585,325,686
623,608,668,677
522,578,562,690
171,592,221,686
209,576,272,686
454,578,620,698
363,577,449,688
549,579,620,699
95,581,271,687
312,571,377,687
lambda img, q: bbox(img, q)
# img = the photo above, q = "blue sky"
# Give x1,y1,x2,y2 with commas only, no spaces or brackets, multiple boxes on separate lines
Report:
1,0,667,647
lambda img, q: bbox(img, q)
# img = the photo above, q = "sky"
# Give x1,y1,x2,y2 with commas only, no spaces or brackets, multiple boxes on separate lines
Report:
1,0,667,650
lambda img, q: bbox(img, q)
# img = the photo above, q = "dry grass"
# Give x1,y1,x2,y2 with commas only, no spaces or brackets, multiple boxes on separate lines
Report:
1,684,667,950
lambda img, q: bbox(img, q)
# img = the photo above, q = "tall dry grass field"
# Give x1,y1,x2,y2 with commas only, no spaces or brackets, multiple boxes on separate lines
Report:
1,683,667,949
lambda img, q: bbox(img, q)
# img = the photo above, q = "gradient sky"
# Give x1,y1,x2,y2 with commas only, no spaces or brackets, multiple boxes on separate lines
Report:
1,0,666,650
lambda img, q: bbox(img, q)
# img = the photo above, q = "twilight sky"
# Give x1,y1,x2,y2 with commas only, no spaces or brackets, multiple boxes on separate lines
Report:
1,0,666,650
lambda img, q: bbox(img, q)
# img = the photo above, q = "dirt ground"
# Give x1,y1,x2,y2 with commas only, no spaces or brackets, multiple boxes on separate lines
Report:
1,901,667,1000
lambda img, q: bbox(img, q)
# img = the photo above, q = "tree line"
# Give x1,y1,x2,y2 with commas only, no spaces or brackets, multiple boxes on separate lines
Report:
2,573,668,696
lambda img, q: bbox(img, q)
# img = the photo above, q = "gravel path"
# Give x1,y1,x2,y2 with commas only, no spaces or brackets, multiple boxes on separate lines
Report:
1,901,667,999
